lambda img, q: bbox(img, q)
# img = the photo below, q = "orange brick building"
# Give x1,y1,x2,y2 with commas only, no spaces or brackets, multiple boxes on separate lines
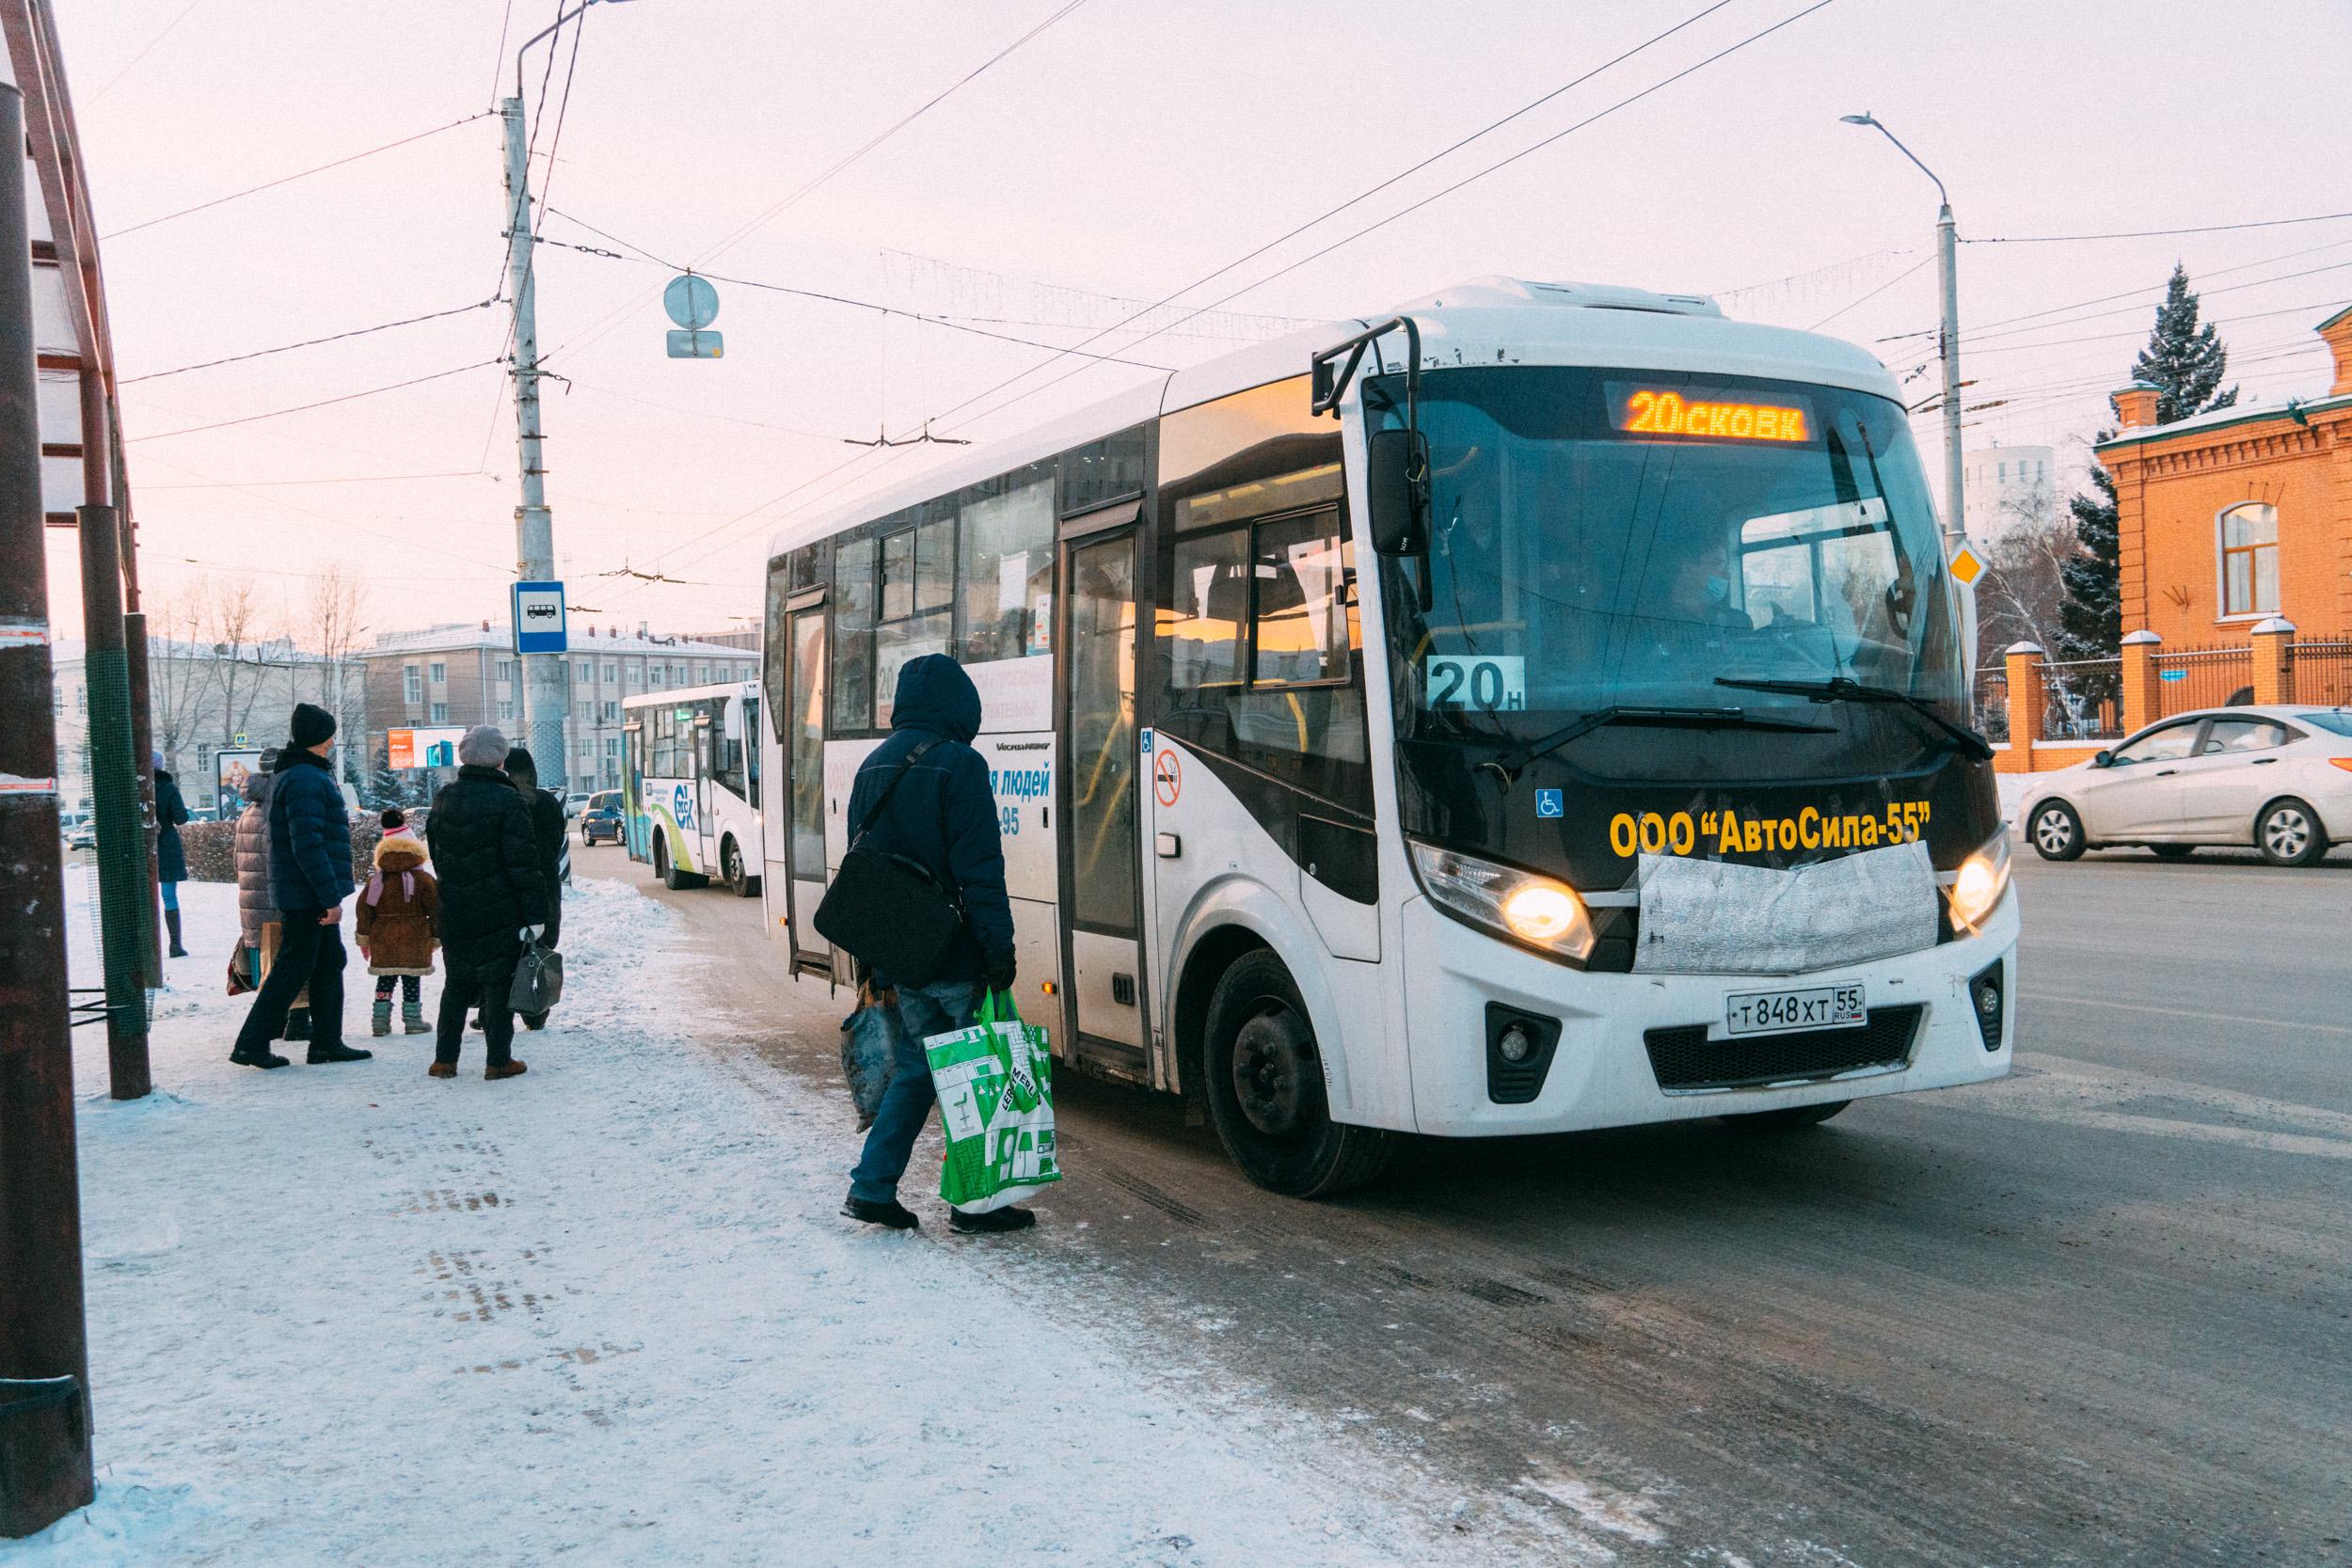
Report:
2097,306,2352,643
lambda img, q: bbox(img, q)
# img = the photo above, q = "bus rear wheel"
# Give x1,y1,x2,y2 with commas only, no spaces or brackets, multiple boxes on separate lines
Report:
656,837,703,892
1200,951,1391,1199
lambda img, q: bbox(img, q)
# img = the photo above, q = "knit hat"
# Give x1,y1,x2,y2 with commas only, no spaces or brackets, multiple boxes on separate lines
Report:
290,702,337,749
457,723,510,768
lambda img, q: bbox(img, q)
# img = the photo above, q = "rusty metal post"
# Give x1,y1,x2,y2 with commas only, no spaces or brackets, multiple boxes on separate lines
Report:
0,77,97,1538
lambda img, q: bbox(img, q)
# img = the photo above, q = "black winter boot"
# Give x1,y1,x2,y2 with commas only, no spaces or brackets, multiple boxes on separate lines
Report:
283,1007,310,1042
949,1206,1037,1235
841,1196,920,1231
307,1041,373,1065
164,907,188,958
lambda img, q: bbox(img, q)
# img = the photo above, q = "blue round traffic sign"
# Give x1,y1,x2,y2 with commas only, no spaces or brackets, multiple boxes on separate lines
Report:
662,274,720,330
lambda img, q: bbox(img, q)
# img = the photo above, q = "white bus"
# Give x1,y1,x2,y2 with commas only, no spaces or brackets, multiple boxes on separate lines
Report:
621,682,765,896
756,277,2017,1196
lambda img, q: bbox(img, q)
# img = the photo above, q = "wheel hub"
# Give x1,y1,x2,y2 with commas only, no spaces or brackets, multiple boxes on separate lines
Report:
1232,1005,1315,1141
2034,812,2072,853
2265,809,2310,858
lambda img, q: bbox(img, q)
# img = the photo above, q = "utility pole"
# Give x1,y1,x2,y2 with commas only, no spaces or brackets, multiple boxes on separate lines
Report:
500,97,568,792
1841,112,1965,550
0,75,97,1538
1935,199,1963,552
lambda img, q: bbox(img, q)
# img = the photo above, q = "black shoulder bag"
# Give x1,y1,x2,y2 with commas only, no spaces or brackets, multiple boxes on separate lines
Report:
812,739,966,987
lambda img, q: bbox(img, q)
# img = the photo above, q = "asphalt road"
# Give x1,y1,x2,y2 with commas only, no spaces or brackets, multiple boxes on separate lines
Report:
583,839,2352,1567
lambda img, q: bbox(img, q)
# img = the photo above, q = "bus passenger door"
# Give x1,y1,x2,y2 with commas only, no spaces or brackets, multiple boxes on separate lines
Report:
784,605,832,967
1057,527,1149,1079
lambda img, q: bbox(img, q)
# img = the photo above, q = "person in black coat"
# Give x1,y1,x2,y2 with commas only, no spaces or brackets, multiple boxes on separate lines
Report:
230,704,371,1069
502,746,568,1032
839,654,1029,1236
424,725,548,1080
152,752,190,958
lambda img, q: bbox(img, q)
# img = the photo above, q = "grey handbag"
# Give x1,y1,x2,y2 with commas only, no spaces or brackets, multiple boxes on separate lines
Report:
508,936,564,1015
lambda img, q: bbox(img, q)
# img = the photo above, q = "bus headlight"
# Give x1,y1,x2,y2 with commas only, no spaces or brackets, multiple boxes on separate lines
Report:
1410,841,1596,961
1945,832,2011,932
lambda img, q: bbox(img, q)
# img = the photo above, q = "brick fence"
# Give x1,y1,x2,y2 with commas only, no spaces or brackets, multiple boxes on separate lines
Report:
1989,619,2309,774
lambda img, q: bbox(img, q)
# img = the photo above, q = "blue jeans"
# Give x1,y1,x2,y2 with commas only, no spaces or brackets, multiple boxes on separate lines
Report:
848,979,980,1205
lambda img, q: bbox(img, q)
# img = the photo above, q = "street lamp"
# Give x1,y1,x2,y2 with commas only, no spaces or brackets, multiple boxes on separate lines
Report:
516,0,638,101
1842,112,1963,552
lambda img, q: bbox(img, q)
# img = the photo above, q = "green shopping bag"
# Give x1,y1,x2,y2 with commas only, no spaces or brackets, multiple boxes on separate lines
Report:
924,990,1059,1213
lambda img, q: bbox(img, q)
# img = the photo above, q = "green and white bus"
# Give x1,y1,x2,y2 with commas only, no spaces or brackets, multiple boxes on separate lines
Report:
757,277,2017,1196
621,682,764,895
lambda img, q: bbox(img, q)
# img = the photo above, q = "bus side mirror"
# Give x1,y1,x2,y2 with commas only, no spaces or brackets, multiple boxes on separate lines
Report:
1367,428,1428,556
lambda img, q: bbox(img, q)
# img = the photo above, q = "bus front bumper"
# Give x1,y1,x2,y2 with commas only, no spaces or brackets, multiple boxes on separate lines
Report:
1395,889,2017,1138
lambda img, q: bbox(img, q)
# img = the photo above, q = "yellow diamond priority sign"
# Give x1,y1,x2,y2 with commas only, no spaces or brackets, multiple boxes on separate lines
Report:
1948,544,1984,586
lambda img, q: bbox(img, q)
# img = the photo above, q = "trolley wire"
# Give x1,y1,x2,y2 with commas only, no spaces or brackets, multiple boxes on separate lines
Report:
120,296,502,384
128,360,505,442
1962,210,2352,245
101,113,495,241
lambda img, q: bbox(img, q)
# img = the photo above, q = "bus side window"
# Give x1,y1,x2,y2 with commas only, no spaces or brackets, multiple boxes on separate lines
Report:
831,536,877,734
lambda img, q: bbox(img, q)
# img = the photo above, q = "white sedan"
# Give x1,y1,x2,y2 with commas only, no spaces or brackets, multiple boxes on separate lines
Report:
2019,705,2352,866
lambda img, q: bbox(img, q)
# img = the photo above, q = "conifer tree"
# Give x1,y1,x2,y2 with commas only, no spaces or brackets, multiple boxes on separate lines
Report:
2055,265,2236,658
2132,263,2238,423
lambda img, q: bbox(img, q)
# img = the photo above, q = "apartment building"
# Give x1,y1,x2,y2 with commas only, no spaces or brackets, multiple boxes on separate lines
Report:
358,621,758,792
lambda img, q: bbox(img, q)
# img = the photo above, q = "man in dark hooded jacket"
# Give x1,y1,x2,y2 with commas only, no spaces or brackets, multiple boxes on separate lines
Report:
425,725,548,1080
841,653,1030,1235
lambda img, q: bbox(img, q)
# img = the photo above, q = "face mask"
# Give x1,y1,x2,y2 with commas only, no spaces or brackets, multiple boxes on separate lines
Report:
1704,575,1730,604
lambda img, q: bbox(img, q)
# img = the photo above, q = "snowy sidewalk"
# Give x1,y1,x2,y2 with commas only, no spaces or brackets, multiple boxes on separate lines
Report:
20,878,1512,1567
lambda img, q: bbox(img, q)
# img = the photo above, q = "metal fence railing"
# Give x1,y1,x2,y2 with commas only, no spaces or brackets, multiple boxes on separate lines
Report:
2153,645,2253,718
2293,641,2352,708
1973,669,2009,743
2040,657,2122,740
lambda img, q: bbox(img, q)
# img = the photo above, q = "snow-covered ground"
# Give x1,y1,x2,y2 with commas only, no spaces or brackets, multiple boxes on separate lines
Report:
22,876,1560,1567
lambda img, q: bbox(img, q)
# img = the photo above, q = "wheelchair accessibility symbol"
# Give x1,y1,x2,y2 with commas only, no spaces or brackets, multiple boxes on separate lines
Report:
1535,788,1564,819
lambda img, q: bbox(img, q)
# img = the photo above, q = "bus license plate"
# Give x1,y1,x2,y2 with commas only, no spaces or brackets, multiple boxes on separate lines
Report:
1724,982,1865,1037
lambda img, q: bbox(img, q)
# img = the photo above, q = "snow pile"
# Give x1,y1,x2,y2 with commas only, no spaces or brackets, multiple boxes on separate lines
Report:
24,878,1485,1566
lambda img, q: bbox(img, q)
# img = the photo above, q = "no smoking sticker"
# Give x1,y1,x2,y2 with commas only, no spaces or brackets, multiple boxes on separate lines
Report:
1153,747,1183,808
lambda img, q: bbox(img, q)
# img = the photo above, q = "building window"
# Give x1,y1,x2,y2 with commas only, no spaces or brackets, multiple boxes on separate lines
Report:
2218,502,2278,617
404,665,422,704
428,661,446,684
601,701,618,722
577,699,594,722
498,699,513,721
495,658,513,683
429,701,448,723
604,662,617,683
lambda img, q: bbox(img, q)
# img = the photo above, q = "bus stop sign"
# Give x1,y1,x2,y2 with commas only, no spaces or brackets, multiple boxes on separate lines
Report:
514,580,568,654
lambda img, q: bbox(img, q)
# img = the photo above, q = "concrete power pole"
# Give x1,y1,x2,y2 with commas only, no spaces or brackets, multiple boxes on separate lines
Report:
1935,200,1963,552
500,96,568,792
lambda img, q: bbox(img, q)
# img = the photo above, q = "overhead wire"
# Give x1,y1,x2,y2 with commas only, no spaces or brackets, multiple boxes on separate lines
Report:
911,0,1765,431
1963,210,2352,245
128,361,505,442
937,0,1847,440
603,0,1846,592
101,113,495,240
1806,255,1933,331
88,0,210,103
531,0,591,231
538,0,1100,368
119,296,502,384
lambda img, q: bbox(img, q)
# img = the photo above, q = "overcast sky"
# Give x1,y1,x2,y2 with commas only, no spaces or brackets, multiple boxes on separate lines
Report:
41,0,2352,645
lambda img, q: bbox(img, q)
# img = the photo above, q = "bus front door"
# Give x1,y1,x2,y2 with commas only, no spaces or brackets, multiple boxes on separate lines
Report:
1057,527,1149,1081
785,605,831,967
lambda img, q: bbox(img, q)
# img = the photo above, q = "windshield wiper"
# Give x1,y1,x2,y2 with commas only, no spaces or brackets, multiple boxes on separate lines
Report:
1480,705,1836,789
1712,675,1995,762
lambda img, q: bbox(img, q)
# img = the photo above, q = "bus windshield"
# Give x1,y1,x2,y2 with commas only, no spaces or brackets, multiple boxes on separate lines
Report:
1373,366,1965,780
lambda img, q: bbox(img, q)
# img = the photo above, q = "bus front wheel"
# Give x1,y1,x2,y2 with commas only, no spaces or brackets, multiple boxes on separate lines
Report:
1200,950,1391,1199
721,837,759,898
656,838,704,892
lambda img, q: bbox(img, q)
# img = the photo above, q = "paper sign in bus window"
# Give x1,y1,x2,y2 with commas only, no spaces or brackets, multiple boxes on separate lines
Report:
1420,654,1525,711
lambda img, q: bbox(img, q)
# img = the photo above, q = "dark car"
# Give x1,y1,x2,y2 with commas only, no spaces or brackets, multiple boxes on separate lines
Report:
579,789,625,846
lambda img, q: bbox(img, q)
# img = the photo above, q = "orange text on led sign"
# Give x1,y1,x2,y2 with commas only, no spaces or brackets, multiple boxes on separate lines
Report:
1618,389,1808,442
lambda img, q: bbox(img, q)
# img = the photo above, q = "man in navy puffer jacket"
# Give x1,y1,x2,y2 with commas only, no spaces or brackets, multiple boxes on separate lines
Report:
231,703,370,1068
841,654,1030,1236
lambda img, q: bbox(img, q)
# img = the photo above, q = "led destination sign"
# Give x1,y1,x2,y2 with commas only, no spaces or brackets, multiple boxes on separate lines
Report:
1610,385,1811,443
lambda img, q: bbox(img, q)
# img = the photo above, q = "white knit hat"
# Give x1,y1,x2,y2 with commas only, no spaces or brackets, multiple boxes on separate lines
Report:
456,724,510,768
